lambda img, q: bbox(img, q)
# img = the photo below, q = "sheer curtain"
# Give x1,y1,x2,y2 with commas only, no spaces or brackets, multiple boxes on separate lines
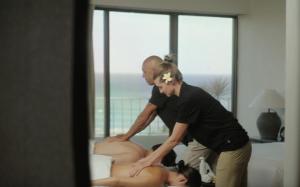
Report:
87,3,95,138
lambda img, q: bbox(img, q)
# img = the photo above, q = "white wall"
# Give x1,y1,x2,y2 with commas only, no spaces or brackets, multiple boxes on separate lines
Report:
238,0,286,137
284,0,300,185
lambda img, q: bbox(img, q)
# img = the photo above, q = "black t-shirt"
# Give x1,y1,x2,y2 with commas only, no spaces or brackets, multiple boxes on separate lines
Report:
176,82,249,153
149,86,192,145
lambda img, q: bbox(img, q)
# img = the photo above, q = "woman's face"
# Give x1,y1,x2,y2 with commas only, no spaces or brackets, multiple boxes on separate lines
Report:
154,78,175,97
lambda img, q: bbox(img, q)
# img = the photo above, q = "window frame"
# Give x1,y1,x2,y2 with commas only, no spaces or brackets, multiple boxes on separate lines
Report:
94,7,238,137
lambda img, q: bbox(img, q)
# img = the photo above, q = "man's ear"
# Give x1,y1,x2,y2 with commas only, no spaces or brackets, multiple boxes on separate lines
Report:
177,174,188,185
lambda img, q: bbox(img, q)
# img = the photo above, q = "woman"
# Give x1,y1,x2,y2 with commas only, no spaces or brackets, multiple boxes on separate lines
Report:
130,62,251,187
93,139,176,166
92,160,201,187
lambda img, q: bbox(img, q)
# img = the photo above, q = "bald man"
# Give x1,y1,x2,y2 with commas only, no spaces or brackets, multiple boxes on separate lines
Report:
107,55,216,170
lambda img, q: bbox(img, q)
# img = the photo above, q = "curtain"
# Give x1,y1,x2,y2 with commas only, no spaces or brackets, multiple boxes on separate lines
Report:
87,3,95,138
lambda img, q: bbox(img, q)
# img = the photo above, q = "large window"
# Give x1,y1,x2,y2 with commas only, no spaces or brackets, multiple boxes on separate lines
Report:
178,16,233,110
93,10,104,136
93,10,169,137
93,9,236,137
109,12,169,136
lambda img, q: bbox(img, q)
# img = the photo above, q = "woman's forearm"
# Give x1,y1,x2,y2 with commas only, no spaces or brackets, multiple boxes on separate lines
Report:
129,123,188,177
149,123,188,164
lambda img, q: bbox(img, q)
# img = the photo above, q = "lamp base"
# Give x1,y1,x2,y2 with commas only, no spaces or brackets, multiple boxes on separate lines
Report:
257,112,281,140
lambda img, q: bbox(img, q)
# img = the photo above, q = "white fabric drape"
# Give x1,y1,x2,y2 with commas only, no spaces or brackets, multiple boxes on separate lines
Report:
87,3,95,138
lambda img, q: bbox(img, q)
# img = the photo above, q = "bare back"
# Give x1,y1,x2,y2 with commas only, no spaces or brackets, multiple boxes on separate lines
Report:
94,141,149,164
111,163,167,187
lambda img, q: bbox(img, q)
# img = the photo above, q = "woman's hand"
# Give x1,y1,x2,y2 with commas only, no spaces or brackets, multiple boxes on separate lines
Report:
129,156,161,177
129,163,147,177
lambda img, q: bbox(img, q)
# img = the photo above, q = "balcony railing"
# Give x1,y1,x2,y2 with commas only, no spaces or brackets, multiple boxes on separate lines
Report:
95,97,168,137
95,96,231,137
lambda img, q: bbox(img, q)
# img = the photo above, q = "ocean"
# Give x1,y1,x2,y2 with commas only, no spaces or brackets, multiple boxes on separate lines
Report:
95,73,232,136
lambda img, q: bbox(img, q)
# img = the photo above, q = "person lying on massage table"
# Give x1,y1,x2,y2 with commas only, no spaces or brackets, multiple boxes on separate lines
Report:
93,138,176,166
91,159,201,187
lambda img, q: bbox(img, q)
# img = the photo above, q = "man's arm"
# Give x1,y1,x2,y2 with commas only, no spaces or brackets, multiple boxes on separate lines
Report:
107,103,157,142
124,103,157,139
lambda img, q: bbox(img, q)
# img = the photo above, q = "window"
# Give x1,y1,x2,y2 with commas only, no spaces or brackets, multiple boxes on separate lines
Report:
93,10,104,136
178,16,234,110
109,12,169,136
93,10,169,137
93,9,236,137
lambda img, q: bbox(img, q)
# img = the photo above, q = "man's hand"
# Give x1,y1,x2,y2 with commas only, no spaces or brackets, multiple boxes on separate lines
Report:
105,134,128,143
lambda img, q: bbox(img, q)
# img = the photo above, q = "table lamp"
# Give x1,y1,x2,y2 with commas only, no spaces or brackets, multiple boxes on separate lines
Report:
249,89,284,140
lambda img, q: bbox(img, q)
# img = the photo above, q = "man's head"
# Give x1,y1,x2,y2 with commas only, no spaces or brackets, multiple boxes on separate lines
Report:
142,55,163,85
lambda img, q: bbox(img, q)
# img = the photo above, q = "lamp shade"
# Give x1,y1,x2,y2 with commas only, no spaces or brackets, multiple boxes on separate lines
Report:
249,89,284,109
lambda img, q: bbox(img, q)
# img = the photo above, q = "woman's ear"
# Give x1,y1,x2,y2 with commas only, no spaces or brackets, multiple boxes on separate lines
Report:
177,174,188,185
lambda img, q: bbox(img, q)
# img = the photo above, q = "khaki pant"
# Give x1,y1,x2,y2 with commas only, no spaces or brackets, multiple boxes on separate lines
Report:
216,142,252,187
182,139,217,170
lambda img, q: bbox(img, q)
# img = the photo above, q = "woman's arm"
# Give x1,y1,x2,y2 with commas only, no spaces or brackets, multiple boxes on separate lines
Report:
129,123,188,176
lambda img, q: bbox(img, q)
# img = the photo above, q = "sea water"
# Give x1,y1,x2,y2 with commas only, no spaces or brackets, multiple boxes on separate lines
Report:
95,73,232,136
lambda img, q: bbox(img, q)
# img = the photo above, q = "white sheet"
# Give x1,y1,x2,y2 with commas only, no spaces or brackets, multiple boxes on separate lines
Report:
89,154,112,187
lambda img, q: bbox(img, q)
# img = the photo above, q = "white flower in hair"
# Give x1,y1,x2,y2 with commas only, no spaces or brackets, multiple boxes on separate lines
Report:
162,72,172,83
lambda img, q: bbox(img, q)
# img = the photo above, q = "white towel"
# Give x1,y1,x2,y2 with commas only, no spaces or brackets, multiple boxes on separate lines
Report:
89,154,112,180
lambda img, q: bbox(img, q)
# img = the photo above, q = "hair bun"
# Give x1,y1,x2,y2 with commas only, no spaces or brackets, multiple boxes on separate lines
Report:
164,54,176,63
176,160,185,171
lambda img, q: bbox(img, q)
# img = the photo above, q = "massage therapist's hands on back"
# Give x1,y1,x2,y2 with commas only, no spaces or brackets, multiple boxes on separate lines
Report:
105,55,215,179
105,55,208,177
107,56,183,176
